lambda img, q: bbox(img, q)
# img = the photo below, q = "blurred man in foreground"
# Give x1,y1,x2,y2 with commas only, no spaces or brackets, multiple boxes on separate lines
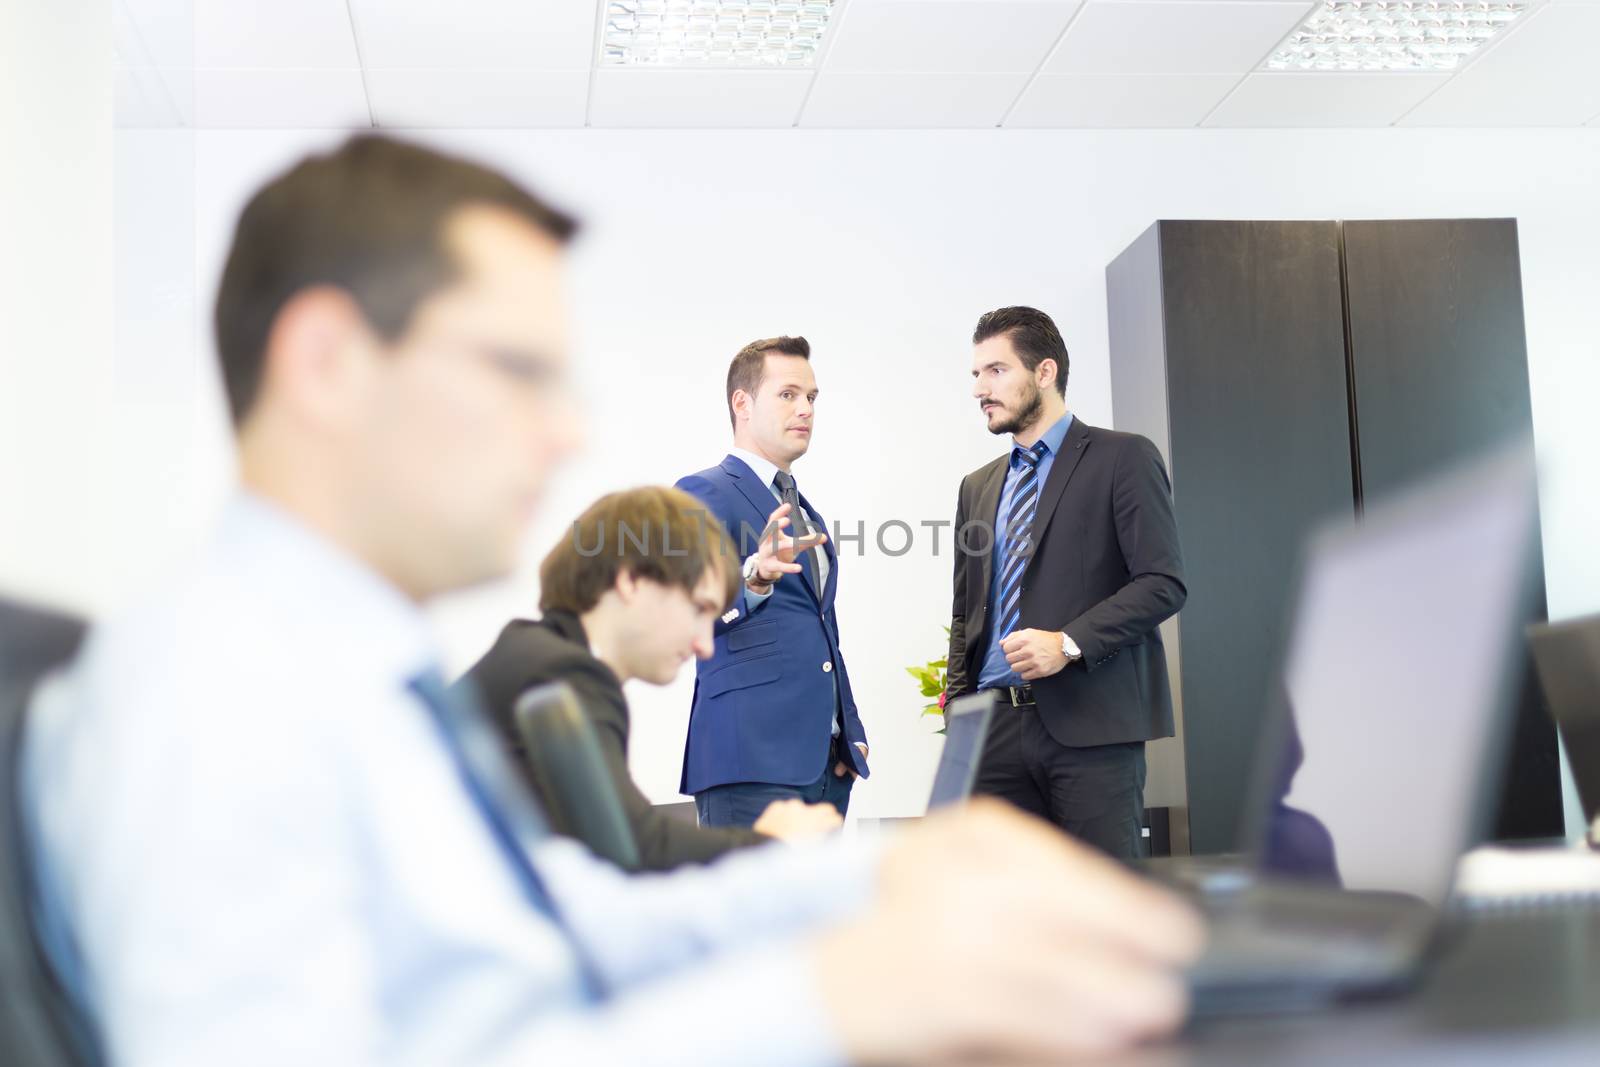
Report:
22,134,1202,1066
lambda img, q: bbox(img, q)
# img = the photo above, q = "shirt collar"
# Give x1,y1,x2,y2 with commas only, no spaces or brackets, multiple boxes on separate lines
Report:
729,447,786,492
219,492,438,685
1013,412,1074,465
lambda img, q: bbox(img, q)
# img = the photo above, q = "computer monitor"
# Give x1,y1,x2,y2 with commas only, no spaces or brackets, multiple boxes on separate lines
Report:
1245,440,1540,906
1528,613,1600,826
927,692,995,810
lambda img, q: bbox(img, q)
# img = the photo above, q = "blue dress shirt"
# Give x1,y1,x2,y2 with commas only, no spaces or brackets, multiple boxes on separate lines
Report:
977,413,1074,691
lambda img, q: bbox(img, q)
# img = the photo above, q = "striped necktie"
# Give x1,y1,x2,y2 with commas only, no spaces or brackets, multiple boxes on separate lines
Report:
410,668,607,1000
995,441,1047,644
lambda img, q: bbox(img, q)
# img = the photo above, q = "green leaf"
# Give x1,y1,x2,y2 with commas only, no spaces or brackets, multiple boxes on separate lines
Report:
919,679,942,698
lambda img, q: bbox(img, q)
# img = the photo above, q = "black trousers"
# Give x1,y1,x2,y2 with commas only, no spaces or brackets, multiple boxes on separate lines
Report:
973,701,1147,860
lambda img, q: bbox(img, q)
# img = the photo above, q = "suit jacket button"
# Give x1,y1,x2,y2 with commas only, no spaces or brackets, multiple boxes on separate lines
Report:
823,661,833,673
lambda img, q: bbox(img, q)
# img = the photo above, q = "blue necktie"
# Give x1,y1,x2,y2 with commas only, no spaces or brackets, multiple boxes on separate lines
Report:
409,668,607,1000
995,442,1047,645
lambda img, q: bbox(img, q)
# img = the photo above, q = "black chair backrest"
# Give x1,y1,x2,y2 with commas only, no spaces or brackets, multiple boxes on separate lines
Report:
1,597,100,1067
512,682,642,872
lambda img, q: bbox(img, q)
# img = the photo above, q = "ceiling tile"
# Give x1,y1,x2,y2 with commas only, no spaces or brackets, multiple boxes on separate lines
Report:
1048,1,1312,75
115,67,182,128
349,0,597,71
190,68,371,128
121,1,195,69
366,69,590,128
1398,6,1600,127
1204,72,1448,126
824,0,1084,73
1007,72,1241,126
195,1,358,68
800,71,1028,126
589,70,814,127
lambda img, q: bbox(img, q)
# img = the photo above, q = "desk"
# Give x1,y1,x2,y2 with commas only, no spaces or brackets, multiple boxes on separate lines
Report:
1112,909,1600,1065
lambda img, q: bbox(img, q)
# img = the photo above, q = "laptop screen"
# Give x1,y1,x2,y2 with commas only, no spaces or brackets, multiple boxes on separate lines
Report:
928,692,995,810
1253,443,1538,905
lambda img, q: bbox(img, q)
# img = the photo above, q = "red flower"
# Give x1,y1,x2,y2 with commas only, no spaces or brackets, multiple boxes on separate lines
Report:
937,690,948,710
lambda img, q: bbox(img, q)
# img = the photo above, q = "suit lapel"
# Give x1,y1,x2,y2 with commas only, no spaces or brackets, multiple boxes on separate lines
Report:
1030,418,1092,548
798,490,829,607
720,455,779,556
972,457,1009,598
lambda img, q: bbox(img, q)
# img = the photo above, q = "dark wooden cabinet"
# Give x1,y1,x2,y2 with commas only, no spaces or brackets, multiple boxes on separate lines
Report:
1108,218,1560,855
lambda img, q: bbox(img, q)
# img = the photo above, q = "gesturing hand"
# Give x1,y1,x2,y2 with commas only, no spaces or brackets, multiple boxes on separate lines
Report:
747,502,827,591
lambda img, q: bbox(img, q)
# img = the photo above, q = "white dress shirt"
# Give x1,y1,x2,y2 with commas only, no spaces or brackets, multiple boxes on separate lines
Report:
23,494,875,1067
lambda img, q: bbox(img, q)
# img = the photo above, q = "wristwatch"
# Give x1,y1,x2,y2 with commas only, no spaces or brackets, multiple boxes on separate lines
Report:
1060,631,1082,663
742,554,772,592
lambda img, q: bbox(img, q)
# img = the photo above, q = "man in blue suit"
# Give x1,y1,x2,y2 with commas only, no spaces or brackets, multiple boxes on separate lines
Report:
676,336,870,826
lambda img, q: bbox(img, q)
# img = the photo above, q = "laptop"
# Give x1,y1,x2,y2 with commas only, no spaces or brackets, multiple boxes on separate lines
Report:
927,692,995,810
1180,439,1542,1017
1528,613,1600,838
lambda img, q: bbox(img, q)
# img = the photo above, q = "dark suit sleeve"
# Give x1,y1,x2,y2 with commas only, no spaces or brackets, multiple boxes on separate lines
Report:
581,677,770,871
674,472,774,636
1060,435,1187,670
945,477,973,700
534,661,770,871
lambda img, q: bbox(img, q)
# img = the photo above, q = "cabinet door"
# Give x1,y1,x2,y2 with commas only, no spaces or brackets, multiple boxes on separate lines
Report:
1344,218,1560,840
1157,220,1354,855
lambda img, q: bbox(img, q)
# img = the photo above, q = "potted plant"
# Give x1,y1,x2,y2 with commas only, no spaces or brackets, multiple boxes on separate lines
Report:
904,628,950,733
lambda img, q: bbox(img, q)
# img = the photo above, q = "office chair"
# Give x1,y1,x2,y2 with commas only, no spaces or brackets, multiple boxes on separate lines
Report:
512,682,642,872
0,596,100,1067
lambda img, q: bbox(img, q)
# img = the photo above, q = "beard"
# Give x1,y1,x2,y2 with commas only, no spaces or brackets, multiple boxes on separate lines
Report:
987,380,1044,437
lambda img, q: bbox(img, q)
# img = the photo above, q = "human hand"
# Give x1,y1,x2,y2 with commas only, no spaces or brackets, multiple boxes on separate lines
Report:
753,798,843,841
833,741,868,780
810,798,1205,1064
1001,628,1069,681
748,502,828,590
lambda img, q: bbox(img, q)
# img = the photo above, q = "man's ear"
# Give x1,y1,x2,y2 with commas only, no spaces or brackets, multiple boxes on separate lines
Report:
258,286,373,428
730,388,752,425
1037,357,1058,393
614,568,638,603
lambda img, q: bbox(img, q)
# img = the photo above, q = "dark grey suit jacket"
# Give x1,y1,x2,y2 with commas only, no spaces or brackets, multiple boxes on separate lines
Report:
947,418,1186,747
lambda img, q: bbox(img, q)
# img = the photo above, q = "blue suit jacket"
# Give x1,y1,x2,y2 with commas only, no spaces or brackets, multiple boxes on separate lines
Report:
675,455,870,794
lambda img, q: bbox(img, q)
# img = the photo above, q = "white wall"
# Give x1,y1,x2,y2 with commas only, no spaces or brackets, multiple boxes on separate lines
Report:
15,124,1600,828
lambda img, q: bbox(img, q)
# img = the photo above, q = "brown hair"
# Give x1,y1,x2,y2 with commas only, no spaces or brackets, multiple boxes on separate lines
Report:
972,306,1069,397
213,134,579,425
725,335,811,432
539,487,740,616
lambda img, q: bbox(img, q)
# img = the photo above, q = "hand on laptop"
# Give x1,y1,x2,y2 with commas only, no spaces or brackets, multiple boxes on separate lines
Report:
812,798,1204,1063
753,798,844,840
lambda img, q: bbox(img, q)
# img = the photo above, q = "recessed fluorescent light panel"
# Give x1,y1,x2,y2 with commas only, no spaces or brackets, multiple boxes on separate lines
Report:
601,0,837,68
1266,0,1531,73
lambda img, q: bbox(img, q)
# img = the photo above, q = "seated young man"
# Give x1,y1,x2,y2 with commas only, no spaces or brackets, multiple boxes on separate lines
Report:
464,485,841,870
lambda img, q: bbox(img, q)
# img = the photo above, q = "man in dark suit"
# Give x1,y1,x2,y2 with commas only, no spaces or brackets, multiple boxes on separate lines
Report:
947,306,1186,859
461,486,842,871
676,336,870,827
